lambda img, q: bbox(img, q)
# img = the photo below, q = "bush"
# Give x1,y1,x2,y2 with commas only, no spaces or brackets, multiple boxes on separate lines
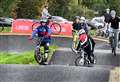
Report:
65,5,95,20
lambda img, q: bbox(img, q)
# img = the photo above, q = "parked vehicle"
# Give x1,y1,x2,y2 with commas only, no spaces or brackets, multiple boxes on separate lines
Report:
90,17,104,29
0,17,14,26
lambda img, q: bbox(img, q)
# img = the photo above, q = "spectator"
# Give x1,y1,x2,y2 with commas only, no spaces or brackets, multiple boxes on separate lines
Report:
41,6,51,17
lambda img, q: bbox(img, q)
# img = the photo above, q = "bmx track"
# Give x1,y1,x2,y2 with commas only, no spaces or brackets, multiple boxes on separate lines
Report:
0,34,72,53
0,33,120,82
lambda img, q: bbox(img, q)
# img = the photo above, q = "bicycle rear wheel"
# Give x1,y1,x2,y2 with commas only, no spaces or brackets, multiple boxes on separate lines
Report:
32,22,41,31
50,23,61,35
0,24,4,32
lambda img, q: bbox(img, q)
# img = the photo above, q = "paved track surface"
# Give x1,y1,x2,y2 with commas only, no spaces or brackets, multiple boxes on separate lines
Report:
0,35,120,82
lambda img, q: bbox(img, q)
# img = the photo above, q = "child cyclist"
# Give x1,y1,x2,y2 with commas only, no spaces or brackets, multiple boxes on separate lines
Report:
30,17,52,65
76,29,96,64
72,16,95,64
72,16,82,48
72,16,89,49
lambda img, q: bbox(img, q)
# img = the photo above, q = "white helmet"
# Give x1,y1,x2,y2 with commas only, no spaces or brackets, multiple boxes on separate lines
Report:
110,10,116,17
106,8,110,11
78,29,86,35
80,16,85,21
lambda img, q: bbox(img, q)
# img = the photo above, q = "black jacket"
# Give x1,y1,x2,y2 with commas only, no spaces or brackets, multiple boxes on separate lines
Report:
109,16,120,29
72,23,82,30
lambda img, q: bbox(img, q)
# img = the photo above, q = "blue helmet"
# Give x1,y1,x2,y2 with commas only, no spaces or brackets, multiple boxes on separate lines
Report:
74,16,80,19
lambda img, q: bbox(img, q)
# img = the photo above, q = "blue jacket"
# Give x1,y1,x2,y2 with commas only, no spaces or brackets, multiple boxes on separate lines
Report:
32,25,52,43
80,22,88,33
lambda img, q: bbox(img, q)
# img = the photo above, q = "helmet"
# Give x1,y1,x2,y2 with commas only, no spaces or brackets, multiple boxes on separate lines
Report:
80,16,85,21
106,8,110,11
110,10,116,17
40,17,48,23
74,16,80,19
78,29,86,35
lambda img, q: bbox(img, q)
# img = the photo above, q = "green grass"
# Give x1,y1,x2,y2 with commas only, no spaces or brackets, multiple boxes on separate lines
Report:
0,45,57,64
3,27,11,32
89,29,96,36
0,26,11,32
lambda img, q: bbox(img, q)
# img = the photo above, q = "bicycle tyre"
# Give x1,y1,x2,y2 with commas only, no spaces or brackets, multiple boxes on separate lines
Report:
50,23,61,35
75,56,85,66
112,39,116,56
0,24,4,32
112,48,116,56
32,22,41,31
34,47,43,65
111,37,117,56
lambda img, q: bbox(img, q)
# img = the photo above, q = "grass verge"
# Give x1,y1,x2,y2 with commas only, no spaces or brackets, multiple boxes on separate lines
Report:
0,45,57,64
88,29,96,36
0,26,11,32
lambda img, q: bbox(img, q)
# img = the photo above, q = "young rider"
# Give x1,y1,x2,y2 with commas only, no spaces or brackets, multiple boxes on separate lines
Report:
80,16,89,34
72,16,89,47
76,29,96,64
72,16,81,48
103,8,111,36
30,17,52,64
72,16,88,34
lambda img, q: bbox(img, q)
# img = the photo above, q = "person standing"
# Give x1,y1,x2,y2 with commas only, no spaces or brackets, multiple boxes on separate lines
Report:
41,6,51,17
103,8,111,33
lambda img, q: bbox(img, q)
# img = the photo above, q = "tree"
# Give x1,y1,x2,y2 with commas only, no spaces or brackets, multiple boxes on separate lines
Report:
13,0,47,19
0,0,16,17
109,0,120,16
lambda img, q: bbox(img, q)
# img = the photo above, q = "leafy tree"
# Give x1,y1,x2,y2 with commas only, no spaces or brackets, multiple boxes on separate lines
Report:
0,0,16,17
109,0,120,16
13,0,48,19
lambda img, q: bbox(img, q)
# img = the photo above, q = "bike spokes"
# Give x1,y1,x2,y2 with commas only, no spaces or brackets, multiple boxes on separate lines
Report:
32,22,41,31
50,23,61,34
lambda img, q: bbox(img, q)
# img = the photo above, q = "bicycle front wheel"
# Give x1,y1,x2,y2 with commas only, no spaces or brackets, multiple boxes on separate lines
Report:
0,24,4,32
34,47,43,65
50,23,61,35
111,37,117,56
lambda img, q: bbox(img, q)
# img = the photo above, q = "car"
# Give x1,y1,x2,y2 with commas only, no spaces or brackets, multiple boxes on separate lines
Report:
51,16,69,22
0,17,14,26
51,16,73,24
90,17,104,29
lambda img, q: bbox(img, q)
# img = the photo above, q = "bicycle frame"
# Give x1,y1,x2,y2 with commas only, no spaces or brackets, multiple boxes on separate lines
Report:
72,30,79,48
109,29,117,56
33,36,45,48
33,36,48,64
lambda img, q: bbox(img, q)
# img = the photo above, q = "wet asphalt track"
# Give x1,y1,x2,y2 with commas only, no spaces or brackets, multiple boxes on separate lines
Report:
0,36,120,82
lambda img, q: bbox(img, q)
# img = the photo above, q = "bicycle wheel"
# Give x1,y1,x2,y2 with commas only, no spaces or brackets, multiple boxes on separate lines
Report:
75,56,84,66
32,22,41,31
75,50,86,66
112,38,116,56
96,29,101,36
0,24,4,32
34,47,43,65
50,23,61,34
